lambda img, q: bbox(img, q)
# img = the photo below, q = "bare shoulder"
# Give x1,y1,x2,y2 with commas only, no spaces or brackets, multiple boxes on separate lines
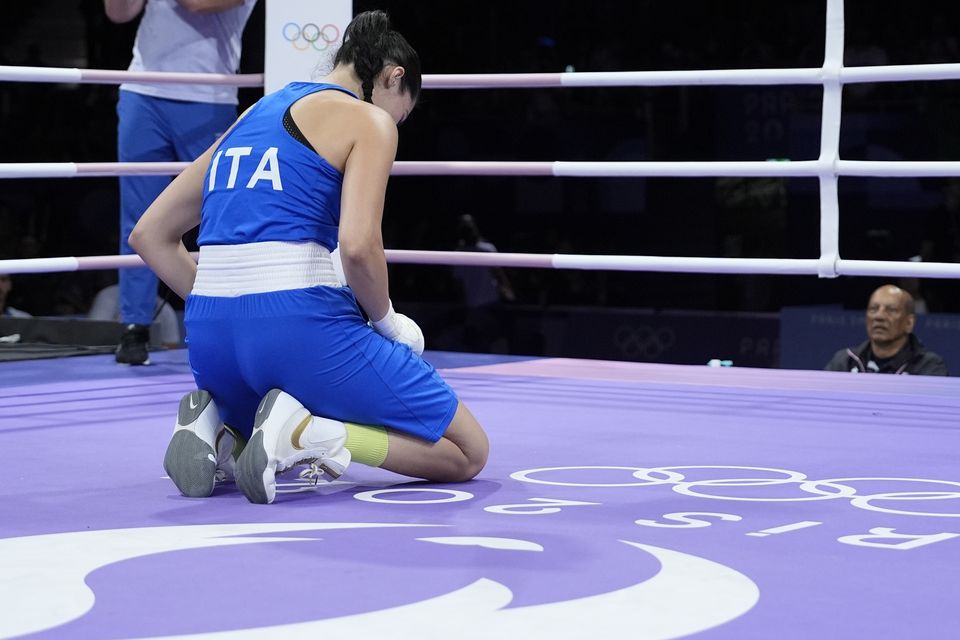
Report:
292,92,396,170
345,100,398,145
327,99,398,161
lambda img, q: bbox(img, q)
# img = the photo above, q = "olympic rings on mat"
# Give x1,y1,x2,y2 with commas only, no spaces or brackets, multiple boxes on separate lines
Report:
510,465,960,517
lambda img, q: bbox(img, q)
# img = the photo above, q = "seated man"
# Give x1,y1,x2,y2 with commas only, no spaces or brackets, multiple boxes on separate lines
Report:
825,284,948,376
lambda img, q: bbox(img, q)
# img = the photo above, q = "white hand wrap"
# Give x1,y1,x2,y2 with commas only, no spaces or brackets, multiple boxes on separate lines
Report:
371,301,425,355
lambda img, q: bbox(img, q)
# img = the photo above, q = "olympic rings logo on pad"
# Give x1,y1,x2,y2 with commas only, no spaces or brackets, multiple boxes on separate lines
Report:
613,325,676,359
282,22,341,52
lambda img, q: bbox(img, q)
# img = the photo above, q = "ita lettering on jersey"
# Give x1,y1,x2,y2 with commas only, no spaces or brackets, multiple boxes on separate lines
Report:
208,146,284,191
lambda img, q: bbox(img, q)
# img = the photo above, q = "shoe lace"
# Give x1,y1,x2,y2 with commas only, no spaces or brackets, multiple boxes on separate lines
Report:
297,462,325,485
214,468,227,483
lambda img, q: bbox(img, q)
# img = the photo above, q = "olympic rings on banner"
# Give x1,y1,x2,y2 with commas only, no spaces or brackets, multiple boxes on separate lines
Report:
282,22,341,52
510,465,960,517
613,325,676,359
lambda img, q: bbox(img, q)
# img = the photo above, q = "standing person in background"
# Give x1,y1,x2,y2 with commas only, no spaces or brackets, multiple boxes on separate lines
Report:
451,214,516,353
825,284,948,376
104,0,257,365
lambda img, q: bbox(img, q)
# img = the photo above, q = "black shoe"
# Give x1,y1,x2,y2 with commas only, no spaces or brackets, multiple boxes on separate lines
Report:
116,323,150,365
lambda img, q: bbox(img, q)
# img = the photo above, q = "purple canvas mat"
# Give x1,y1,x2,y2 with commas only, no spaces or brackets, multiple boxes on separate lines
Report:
1,352,959,639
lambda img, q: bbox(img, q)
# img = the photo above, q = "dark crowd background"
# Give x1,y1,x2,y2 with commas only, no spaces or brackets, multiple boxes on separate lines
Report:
1,1,959,364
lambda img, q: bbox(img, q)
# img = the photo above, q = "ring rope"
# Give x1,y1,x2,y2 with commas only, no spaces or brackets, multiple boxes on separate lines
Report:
3,64,960,88
1,160,959,179
0,65,264,86
0,0,956,282
2,253,959,279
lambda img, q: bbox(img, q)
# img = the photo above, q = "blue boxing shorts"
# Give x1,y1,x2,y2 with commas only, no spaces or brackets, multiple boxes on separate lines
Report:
184,285,459,442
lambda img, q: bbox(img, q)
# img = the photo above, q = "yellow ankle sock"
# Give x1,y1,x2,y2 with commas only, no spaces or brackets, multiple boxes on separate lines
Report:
344,423,389,467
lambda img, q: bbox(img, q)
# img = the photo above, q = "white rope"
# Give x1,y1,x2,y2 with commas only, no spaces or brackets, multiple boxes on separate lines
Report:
0,0,957,284
0,66,83,83
3,252,960,279
551,161,823,178
4,160,960,179
558,68,823,87
4,63,960,88
0,257,81,274
77,163,188,177
0,65,263,86
0,164,79,178
838,260,960,278
839,63,960,83
462,64,960,88
549,256,818,275
835,161,960,177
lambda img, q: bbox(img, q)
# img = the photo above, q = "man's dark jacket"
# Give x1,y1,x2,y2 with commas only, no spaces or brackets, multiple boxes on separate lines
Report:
825,334,948,375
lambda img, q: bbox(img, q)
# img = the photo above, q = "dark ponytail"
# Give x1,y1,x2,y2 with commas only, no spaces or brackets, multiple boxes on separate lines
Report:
333,10,421,104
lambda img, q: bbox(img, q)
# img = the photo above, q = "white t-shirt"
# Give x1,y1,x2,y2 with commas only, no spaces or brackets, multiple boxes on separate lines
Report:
121,0,258,104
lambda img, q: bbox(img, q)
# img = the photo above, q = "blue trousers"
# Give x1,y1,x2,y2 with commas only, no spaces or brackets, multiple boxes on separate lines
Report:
117,90,236,325
185,285,459,442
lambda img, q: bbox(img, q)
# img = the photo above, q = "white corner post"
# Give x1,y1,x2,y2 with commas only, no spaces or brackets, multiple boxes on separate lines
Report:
817,0,845,278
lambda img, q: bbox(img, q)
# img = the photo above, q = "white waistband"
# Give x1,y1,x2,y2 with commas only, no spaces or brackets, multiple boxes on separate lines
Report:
192,242,342,297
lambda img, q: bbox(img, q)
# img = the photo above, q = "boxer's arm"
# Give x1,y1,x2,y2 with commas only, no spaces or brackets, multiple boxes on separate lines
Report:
130,106,253,299
128,150,209,299
338,107,396,323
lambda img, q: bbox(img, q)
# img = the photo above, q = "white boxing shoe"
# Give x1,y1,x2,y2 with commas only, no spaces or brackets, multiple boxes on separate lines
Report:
163,390,245,498
236,389,350,504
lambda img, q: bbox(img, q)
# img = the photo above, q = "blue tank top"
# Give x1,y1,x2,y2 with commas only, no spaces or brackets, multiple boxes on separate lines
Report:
199,82,357,250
